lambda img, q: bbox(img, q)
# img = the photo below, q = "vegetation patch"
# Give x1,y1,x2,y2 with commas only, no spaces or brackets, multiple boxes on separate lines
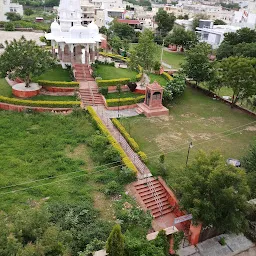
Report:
106,95,144,107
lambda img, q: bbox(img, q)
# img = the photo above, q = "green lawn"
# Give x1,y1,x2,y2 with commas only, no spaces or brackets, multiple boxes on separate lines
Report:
0,111,113,212
121,86,256,182
105,91,143,99
34,66,72,82
96,64,137,80
148,73,168,87
0,78,12,97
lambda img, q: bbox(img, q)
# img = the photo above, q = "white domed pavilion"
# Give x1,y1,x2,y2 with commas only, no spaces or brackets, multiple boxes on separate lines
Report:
45,0,104,65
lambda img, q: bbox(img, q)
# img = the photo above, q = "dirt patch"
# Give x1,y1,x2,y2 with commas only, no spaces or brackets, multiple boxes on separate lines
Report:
208,117,224,123
148,115,174,124
245,125,256,131
65,144,94,169
187,132,213,140
155,132,183,150
181,113,198,118
93,191,115,221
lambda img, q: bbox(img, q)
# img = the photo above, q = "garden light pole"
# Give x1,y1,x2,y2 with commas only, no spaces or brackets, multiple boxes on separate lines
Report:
160,39,165,64
186,142,193,167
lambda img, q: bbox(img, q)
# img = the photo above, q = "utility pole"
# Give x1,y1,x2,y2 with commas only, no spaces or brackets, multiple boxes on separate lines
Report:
186,142,193,167
160,38,165,64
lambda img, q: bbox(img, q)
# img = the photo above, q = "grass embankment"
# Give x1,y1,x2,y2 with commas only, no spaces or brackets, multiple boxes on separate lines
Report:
96,64,137,80
0,112,112,214
121,86,256,181
148,73,169,87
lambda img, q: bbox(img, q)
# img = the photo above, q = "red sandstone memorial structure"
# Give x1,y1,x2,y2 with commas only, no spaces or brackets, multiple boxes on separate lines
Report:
137,81,169,117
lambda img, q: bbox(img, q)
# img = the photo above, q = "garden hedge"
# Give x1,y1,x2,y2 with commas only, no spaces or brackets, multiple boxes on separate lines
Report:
87,106,138,174
96,78,131,87
0,96,80,108
99,52,128,62
136,65,143,82
106,96,145,107
112,118,148,163
38,80,79,87
161,72,173,82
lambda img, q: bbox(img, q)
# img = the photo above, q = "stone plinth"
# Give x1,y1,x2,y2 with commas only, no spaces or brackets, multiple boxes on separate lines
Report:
137,103,169,117
12,83,42,98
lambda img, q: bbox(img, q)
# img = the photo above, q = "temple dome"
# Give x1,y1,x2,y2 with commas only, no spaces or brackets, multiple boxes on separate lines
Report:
69,24,88,38
88,21,99,36
50,20,61,35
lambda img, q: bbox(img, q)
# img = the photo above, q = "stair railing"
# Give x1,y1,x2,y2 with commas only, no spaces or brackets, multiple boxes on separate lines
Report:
147,180,163,216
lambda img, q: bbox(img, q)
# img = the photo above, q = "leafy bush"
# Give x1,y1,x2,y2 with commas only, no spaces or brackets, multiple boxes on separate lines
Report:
0,95,80,108
118,167,137,184
38,80,79,87
87,106,138,174
104,181,122,196
99,87,108,97
127,82,137,92
154,61,161,71
103,146,121,163
107,96,144,107
4,22,15,31
136,65,143,81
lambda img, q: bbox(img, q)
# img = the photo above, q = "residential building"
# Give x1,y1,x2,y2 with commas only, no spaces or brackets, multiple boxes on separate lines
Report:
0,0,23,21
196,19,240,49
232,10,256,28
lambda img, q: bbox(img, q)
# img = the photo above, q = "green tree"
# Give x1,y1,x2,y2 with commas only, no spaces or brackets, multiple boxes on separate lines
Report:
106,224,124,256
243,141,256,198
109,20,135,41
154,230,169,256
164,27,198,50
217,28,256,59
192,14,209,30
177,151,250,233
129,29,157,71
213,57,256,106
24,8,34,16
5,12,21,21
155,9,176,37
234,42,256,58
0,36,55,87
213,19,226,25
4,22,15,31
110,35,123,53
182,42,213,85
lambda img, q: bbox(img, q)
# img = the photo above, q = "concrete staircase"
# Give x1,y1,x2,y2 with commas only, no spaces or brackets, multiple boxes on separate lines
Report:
80,87,104,106
74,64,95,82
134,177,174,218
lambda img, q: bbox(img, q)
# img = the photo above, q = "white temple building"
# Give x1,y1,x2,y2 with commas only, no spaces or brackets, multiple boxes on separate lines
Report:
45,0,104,65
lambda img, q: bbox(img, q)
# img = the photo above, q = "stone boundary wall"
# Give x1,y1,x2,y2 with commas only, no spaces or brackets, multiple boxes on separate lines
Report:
0,102,72,113
187,81,256,118
43,86,78,92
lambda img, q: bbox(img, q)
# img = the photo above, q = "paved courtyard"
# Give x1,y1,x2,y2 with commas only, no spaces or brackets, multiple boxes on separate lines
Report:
0,31,44,54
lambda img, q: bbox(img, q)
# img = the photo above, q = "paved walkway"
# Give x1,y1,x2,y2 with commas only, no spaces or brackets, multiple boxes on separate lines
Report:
93,106,151,179
95,105,138,118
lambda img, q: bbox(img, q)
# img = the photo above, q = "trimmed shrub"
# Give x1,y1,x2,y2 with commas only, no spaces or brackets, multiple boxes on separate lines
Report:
136,65,143,82
0,96,80,108
138,151,148,163
127,82,137,92
106,96,144,107
161,72,173,82
112,118,140,152
87,106,138,174
99,87,108,97
99,52,128,62
38,80,79,87
4,22,15,31
96,78,130,87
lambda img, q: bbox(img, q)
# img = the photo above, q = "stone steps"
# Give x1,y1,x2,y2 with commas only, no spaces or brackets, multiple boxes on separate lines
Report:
134,178,174,218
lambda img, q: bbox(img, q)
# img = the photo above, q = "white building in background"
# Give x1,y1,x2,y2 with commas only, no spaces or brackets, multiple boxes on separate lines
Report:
232,10,256,28
45,0,104,65
0,0,23,21
196,20,239,49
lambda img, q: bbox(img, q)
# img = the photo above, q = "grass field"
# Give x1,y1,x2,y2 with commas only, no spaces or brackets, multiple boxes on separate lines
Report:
96,64,137,80
121,86,256,182
0,78,12,97
105,91,143,99
0,111,115,214
148,73,168,87
34,66,72,82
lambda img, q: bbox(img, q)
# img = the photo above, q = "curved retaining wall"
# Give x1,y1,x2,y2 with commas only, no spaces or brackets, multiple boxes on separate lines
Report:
43,86,78,92
0,102,73,113
12,88,40,98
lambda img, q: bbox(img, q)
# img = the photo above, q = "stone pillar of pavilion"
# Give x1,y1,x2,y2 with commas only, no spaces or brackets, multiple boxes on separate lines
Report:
69,44,74,64
90,44,95,63
96,42,99,60
51,40,55,57
84,44,89,65
136,81,169,117
60,43,65,62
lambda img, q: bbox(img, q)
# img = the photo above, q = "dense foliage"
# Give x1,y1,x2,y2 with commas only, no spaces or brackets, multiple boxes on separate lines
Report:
177,151,250,233
0,37,55,87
